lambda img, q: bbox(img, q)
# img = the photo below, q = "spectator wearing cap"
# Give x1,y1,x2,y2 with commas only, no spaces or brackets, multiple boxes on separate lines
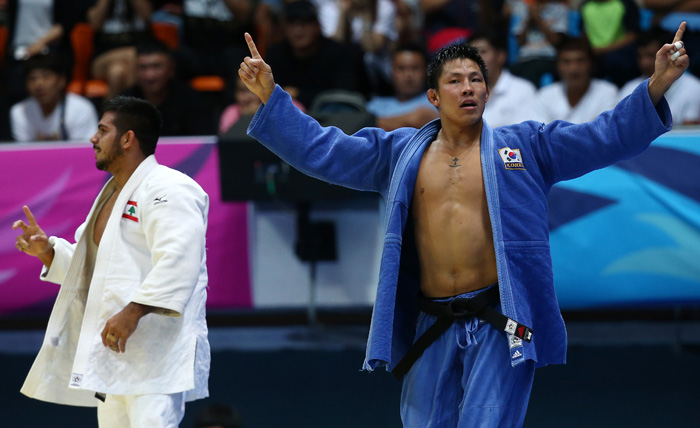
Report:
10,54,98,142
265,0,365,109
121,40,215,135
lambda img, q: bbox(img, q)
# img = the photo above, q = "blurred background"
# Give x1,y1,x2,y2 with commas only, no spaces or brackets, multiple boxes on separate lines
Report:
1,0,700,426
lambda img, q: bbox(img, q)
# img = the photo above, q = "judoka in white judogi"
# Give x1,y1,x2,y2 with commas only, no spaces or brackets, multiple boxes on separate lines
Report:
13,98,210,427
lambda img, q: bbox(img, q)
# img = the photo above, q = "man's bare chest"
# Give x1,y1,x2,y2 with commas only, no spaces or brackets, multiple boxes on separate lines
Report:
94,191,119,247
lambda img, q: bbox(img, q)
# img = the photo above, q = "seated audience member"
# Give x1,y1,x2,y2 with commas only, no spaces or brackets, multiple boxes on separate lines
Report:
122,40,215,135
319,0,398,93
88,0,154,99
10,54,98,142
3,0,83,104
175,0,255,80
618,28,700,125
509,0,569,87
469,30,537,127
219,76,305,134
265,0,364,109
366,43,437,131
579,0,640,87
532,36,618,123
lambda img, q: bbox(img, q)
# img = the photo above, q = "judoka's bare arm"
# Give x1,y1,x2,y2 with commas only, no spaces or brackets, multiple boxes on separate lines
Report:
13,205,54,268
101,302,156,353
238,33,276,104
648,22,689,105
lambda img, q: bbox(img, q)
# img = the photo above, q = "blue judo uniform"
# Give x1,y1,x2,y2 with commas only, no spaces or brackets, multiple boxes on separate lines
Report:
247,80,672,427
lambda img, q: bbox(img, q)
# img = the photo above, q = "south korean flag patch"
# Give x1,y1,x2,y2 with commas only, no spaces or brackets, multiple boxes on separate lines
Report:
499,148,526,170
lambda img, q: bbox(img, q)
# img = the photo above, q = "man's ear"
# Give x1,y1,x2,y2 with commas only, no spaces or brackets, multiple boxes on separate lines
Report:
485,87,490,103
122,130,136,149
427,88,439,108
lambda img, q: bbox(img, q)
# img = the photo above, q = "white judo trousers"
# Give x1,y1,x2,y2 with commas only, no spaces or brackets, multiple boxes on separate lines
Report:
97,392,187,428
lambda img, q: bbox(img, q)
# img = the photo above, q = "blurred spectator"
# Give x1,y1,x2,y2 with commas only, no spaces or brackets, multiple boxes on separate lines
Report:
618,27,700,125
10,54,98,141
469,30,537,127
265,0,364,109
532,36,617,123
194,403,243,428
366,42,437,130
3,0,84,104
421,0,508,54
121,40,214,135
175,0,255,80
509,0,569,87
219,76,306,134
319,0,398,93
151,0,184,27
394,0,423,44
87,0,154,99
579,0,640,87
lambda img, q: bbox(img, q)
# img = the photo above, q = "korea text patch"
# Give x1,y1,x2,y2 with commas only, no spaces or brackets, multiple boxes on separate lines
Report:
499,148,526,170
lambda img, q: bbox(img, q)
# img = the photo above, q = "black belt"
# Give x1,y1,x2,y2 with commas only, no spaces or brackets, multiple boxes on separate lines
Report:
392,286,533,380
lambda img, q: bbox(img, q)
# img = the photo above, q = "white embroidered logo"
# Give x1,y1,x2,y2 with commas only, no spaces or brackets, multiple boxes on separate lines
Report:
505,319,518,335
70,373,83,387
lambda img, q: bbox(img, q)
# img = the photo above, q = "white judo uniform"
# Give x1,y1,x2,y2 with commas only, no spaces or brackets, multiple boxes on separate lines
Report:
21,155,210,408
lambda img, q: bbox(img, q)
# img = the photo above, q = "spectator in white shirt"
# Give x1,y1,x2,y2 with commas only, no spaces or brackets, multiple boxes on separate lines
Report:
366,42,438,130
618,27,700,126
10,54,98,142
532,36,617,123
469,30,537,127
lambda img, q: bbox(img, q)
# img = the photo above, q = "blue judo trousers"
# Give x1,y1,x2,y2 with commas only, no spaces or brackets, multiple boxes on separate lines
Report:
400,286,535,428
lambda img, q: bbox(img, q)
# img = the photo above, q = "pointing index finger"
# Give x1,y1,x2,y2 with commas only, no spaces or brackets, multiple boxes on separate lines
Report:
23,205,37,226
673,21,687,44
245,32,261,59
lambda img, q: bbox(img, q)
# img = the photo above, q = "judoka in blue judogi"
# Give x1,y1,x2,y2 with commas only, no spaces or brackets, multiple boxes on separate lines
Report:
238,23,689,427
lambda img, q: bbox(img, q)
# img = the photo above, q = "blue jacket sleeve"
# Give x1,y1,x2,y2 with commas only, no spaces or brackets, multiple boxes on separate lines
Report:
247,85,414,195
525,79,672,186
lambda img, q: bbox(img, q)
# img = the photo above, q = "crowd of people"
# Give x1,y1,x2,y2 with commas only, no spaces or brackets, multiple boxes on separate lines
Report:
0,0,698,143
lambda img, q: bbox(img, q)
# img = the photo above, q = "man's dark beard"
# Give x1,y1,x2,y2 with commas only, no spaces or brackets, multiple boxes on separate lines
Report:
96,143,123,171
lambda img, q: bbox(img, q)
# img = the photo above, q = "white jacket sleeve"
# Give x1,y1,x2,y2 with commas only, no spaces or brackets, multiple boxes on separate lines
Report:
40,222,86,284
130,174,209,316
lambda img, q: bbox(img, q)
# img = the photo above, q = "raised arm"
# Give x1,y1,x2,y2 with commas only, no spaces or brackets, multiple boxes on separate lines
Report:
238,33,276,104
648,21,690,105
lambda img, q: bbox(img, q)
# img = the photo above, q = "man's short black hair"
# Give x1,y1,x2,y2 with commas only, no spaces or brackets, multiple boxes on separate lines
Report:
637,27,671,49
23,54,68,79
427,43,489,90
556,36,594,60
468,29,508,53
393,42,428,65
101,96,161,157
136,39,173,59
